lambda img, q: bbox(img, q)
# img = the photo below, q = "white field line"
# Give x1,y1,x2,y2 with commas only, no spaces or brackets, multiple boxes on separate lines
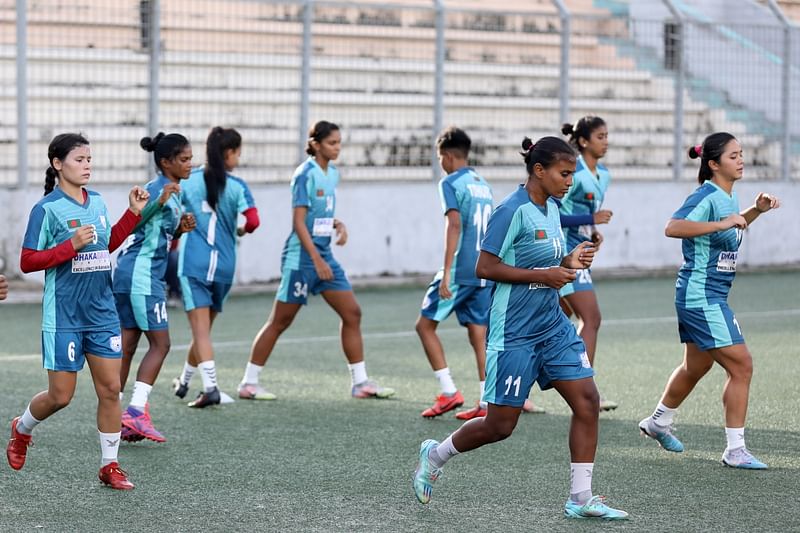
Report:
3,308,798,362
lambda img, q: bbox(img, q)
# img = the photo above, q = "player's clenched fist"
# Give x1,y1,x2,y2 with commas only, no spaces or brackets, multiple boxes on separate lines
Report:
128,186,150,215
158,183,181,206
179,213,196,233
70,225,96,251
542,267,577,289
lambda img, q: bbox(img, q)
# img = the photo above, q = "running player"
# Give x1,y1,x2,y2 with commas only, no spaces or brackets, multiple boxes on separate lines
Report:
238,121,393,400
114,132,196,441
172,127,260,408
413,136,628,520
638,133,780,469
558,116,616,411
7,133,148,489
415,126,497,419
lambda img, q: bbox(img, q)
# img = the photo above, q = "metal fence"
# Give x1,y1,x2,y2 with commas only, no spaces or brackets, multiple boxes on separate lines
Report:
4,0,798,187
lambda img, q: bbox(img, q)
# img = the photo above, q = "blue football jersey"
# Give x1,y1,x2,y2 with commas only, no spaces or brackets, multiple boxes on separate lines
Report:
481,186,569,351
113,175,182,296
558,155,611,250
673,181,742,308
281,157,339,269
22,187,119,331
178,167,255,283
439,167,493,286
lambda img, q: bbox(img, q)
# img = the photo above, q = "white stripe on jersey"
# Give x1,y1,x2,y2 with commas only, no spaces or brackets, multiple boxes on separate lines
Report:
206,250,219,282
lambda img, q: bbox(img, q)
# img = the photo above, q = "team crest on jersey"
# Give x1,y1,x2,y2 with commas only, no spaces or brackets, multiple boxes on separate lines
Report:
66,218,81,229
110,335,122,353
584,192,595,201
534,229,547,240
316,189,325,197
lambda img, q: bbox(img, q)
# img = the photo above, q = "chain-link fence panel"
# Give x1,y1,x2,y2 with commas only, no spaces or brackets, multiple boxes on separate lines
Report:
441,1,562,182
160,0,304,184
13,0,149,186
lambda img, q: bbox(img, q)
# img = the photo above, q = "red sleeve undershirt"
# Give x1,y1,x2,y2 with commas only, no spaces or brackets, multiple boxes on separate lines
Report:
20,206,141,273
242,207,260,233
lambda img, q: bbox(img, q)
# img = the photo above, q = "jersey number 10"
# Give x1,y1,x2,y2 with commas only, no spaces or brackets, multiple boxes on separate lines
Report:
473,203,492,251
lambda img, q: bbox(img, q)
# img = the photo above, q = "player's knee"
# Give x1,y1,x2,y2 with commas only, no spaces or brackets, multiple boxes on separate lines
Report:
342,304,362,326
95,379,121,402
48,389,74,410
687,358,714,379
487,417,518,441
575,386,600,420
269,314,295,333
732,356,753,381
415,317,433,336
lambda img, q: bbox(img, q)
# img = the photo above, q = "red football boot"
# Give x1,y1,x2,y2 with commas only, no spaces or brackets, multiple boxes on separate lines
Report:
421,391,464,418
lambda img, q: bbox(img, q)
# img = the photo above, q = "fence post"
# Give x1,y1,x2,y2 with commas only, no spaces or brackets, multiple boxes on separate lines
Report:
16,0,27,190
552,0,570,126
298,0,313,164
766,0,793,181
432,0,445,180
146,0,160,177
662,0,685,181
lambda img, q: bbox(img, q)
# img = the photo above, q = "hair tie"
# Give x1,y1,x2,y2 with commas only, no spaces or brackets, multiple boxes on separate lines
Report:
694,144,703,157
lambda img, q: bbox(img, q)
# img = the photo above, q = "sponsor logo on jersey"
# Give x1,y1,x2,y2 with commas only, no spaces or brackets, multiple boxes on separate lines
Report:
66,218,81,229
534,229,547,240
529,282,548,290
71,250,112,273
716,251,737,272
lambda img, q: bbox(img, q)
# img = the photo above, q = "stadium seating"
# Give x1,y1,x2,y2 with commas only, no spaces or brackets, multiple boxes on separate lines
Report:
0,0,795,185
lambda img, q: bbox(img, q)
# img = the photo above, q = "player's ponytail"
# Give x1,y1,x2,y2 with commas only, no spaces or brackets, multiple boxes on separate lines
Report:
45,133,89,196
521,136,575,175
204,126,241,210
562,115,605,153
140,132,190,174
306,120,340,156
690,132,737,184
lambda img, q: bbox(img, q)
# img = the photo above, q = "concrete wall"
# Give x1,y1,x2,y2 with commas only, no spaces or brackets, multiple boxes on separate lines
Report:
2,177,798,286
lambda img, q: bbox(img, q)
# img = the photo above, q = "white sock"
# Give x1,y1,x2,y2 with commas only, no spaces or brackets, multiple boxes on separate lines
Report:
725,427,745,451
479,380,487,408
99,430,121,466
128,381,152,412
198,361,218,392
241,362,264,385
17,405,41,435
651,402,677,427
348,361,368,387
434,368,458,395
430,435,460,468
180,362,197,386
569,462,594,503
